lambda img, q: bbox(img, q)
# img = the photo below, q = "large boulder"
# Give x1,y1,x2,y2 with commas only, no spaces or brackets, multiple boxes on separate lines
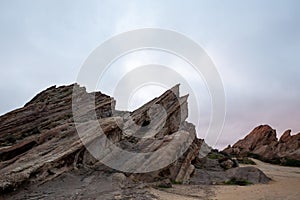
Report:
225,166,270,184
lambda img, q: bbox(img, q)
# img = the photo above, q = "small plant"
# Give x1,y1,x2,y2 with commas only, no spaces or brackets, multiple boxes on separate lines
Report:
207,152,224,160
225,178,252,186
156,179,172,188
282,158,300,167
247,152,261,160
156,183,172,189
238,157,256,165
171,180,182,185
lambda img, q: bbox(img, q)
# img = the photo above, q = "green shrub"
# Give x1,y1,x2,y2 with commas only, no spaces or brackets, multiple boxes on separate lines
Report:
247,152,261,160
282,158,300,167
247,152,300,167
207,153,224,160
156,184,172,188
171,180,182,185
238,157,256,165
225,178,252,186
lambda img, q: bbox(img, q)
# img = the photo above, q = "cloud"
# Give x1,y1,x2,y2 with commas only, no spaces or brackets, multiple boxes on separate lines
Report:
0,0,299,149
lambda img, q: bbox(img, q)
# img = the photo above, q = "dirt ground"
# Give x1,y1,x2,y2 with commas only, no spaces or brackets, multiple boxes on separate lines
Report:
2,158,299,199
150,159,300,200
149,184,215,200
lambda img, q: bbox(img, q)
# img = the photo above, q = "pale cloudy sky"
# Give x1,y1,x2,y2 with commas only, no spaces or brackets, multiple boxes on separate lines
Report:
1,0,300,148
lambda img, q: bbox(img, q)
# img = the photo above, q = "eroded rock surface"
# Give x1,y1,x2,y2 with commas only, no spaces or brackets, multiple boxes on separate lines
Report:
223,125,300,166
0,83,270,198
0,84,202,193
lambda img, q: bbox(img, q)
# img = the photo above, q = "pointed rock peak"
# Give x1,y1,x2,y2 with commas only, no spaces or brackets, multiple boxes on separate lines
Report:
248,125,276,138
254,124,273,131
280,129,292,143
130,84,182,113
180,94,189,102
170,84,180,97
178,95,189,110
283,129,291,136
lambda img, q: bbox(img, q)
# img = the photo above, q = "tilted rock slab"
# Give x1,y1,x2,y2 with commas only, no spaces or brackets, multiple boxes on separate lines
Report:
223,125,300,165
0,83,202,193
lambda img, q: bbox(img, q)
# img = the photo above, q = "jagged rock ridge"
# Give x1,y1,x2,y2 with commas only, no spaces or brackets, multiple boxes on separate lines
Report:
0,84,270,198
0,83,203,193
223,125,300,166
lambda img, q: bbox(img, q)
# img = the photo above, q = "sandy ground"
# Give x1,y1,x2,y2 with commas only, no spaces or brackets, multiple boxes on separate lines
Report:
149,185,215,200
150,159,300,200
214,159,300,200
2,159,299,199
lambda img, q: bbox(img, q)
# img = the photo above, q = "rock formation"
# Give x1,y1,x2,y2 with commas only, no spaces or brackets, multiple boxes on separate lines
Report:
0,84,117,192
0,84,201,192
223,125,300,166
0,83,270,198
190,150,270,185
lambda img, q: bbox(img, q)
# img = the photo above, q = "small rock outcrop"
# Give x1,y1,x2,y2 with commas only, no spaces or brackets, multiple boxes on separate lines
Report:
190,150,269,185
223,125,300,166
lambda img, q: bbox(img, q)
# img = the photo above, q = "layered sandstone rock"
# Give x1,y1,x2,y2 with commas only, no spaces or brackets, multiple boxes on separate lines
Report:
223,125,300,166
0,84,118,192
0,83,202,193
0,83,270,197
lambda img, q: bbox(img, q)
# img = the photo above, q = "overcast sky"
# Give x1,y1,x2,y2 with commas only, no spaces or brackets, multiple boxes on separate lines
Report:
1,0,299,149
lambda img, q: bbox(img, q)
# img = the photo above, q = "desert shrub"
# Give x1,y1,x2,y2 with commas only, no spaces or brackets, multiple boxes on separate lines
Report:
282,158,300,167
247,152,300,167
247,152,261,160
155,179,173,189
171,180,182,185
237,157,256,165
156,184,171,189
225,178,252,186
269,158,281,165
207,152,224,160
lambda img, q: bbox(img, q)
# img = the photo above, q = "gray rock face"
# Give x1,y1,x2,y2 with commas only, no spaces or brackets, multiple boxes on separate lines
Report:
220,159,234,170
0,83,203,194
112,173,127,188
225,166,270,184
190,165,270,185
0,83,271,198
190,150,269,185
117,85,203,183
